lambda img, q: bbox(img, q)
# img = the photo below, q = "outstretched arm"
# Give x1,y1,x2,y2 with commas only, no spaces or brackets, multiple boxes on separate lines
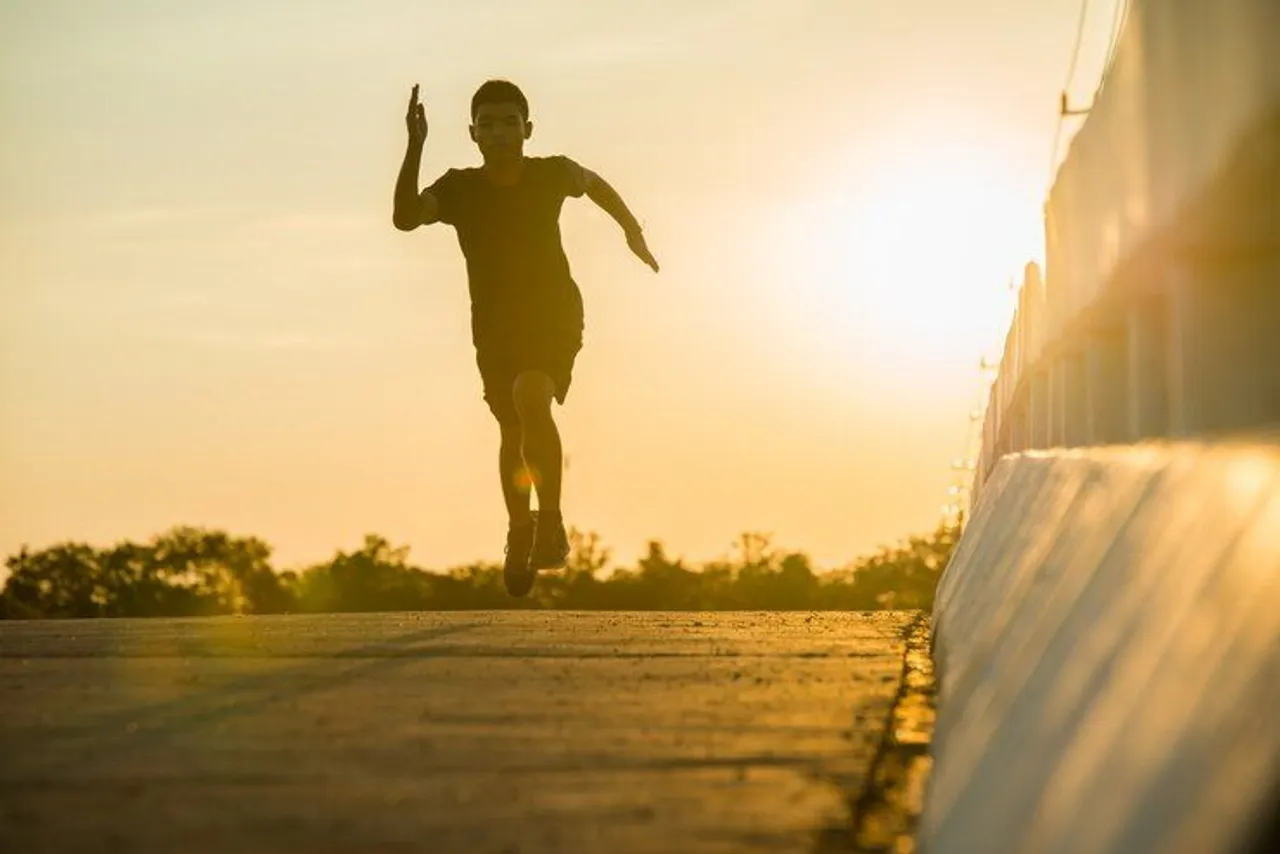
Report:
578,167,659,273
393,84,441,231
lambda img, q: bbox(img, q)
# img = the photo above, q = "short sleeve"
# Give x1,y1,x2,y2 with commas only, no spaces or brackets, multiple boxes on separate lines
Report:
550,155,588,199
425,168,463,224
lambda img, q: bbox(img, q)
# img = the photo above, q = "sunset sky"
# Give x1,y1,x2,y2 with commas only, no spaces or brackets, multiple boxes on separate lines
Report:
1,0,1121,573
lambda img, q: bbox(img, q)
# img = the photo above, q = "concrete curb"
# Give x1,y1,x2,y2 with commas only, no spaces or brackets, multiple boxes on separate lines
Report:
845,613,935,853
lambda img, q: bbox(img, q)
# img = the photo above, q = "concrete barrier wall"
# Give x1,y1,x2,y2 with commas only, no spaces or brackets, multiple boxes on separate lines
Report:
922,438,1280,854
1045,0,1280,340
972,0,1280,506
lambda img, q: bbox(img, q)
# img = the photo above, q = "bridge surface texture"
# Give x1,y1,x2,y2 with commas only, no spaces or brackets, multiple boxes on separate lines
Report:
0,611,932,853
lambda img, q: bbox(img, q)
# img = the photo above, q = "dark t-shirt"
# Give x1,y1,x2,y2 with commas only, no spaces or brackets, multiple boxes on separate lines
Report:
426,155,586,348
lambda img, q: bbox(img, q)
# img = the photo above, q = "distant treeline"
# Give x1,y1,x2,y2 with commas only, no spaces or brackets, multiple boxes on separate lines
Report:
1,524,958,619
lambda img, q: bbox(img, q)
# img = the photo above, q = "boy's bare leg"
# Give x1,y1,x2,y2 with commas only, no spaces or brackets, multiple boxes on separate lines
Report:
499,418,538,597
512,371,570,569
498,421,533,527
511,371,563,517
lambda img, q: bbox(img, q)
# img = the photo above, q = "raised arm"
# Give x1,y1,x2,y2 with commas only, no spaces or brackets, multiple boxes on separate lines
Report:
392,84,441,231
576,166,659,273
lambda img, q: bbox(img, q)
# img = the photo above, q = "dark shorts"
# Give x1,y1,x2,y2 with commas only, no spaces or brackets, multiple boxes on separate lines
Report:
475,329,583,427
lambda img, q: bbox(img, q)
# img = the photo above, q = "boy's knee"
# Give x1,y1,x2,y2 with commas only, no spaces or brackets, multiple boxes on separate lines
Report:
511,371,555,422
499,419,523,444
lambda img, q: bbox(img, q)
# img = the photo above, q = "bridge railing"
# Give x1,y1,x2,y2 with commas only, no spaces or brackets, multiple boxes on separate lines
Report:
973,0,1280,508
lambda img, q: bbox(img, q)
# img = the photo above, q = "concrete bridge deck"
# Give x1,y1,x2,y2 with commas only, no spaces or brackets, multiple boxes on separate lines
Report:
0,611,933,853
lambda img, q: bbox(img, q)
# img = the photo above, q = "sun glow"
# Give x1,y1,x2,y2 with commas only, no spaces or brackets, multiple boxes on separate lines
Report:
770,128,1044,396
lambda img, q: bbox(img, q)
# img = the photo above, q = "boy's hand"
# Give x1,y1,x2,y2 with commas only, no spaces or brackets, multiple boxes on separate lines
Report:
626,228,659,273
406,84,428,146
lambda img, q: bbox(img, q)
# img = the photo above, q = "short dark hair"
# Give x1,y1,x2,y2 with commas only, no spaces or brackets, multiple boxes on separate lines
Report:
470,79,529,122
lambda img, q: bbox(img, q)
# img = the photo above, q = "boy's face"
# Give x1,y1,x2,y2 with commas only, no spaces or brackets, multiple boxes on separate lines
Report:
469,102,532,161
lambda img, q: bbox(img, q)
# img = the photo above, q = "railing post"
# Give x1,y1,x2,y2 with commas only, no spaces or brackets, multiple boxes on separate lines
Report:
1167,264,1195,437
1063,348,1089,447
1127,293,1171,441
1087,323,1129,445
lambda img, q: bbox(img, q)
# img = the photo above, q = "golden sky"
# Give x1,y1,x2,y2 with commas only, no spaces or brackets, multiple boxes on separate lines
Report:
0,0,1121,572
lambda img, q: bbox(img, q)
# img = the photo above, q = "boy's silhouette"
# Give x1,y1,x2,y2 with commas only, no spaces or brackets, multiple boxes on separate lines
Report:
393,79,658,597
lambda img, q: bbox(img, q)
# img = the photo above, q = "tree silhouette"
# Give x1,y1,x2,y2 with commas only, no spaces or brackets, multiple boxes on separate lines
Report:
2,522,961,618
2,543,103,618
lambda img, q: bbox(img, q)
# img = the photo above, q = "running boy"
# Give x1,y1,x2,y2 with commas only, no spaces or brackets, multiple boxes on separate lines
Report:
392,80,659,597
